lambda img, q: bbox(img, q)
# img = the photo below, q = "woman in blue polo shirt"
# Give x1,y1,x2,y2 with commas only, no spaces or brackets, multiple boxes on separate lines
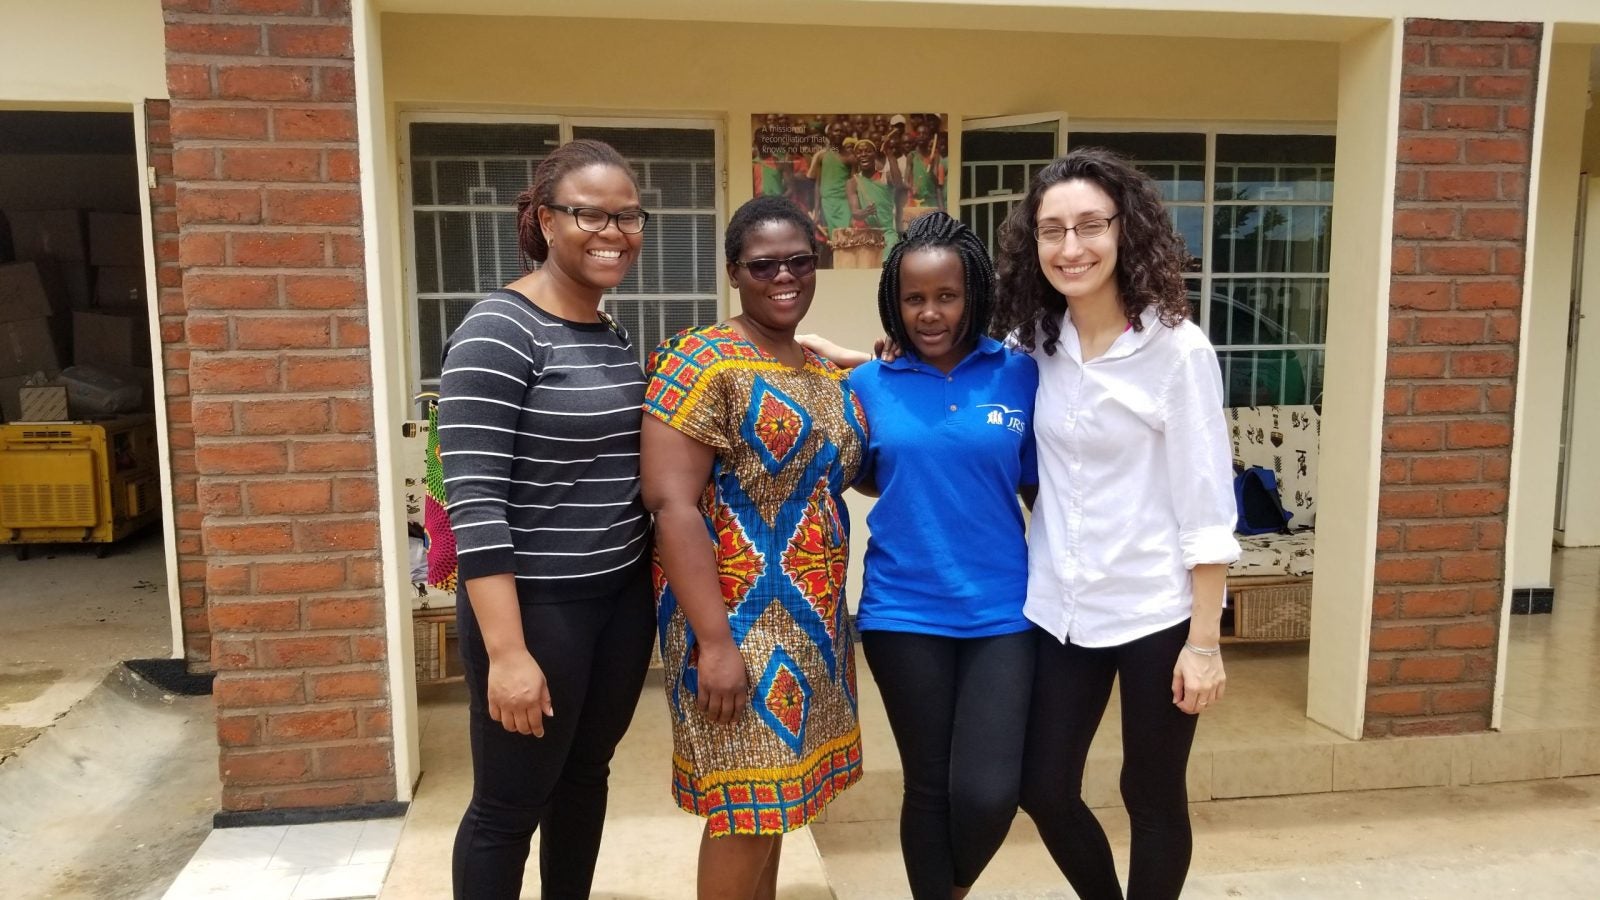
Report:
847,212,1039,900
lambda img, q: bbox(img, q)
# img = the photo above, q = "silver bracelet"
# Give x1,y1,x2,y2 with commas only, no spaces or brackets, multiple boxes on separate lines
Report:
1183,641,1221,657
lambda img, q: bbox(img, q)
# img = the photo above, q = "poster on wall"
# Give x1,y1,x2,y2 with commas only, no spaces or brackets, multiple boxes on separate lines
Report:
752,113,949,270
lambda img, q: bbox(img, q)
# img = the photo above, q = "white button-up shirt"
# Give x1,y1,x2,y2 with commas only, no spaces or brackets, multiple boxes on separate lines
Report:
1023,307,1241,648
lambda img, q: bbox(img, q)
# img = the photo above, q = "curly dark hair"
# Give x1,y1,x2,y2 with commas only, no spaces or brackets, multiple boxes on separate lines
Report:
992,147,1191,355
725,195,818,263
876,212,995,358
514,139,638,267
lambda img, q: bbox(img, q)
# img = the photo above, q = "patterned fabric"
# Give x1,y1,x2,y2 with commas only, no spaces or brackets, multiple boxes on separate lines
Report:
645,324,867,837
1232,530,1316,579
422,397,458,593
1227,405,1320,581
1227,404,1321,530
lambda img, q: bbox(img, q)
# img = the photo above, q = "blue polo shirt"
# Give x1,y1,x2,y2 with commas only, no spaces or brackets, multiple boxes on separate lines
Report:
852,336,1038,638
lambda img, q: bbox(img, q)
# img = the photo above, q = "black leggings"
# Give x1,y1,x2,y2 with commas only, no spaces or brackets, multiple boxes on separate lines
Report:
861,629,1035,899
451,566,655,900
1020,620,1198,900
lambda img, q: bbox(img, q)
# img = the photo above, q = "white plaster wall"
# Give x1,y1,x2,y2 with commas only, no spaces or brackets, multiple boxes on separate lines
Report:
0,0,166,107
1559,179,1600,546
1509,42,1591,586
1304,20,1401,741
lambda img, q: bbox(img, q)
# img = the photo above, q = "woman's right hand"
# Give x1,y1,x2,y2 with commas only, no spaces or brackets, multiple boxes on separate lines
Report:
697,640,750,726
487,650,554,737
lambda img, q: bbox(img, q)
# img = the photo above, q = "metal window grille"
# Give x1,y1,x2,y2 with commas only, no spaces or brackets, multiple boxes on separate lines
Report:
1066,130,1335,407
405,119,721,393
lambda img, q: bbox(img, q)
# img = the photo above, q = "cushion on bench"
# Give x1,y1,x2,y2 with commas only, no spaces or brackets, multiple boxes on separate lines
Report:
1232,530,1316,580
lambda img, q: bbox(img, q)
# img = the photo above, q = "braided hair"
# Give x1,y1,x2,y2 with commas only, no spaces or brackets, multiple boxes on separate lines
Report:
876,212,995,358
514,139,637,269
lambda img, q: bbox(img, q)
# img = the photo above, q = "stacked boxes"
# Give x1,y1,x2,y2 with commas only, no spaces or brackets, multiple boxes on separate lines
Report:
0,262,62,421
0,210,151,420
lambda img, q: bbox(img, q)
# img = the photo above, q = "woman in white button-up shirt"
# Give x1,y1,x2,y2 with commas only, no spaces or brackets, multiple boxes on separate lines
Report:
994,148,1241,900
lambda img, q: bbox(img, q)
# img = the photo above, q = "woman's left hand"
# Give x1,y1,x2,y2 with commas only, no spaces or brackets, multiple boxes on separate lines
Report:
1172,645,1225,715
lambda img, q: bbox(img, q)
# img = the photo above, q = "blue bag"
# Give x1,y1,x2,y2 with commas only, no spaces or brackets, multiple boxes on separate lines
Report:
1234,465,1292,535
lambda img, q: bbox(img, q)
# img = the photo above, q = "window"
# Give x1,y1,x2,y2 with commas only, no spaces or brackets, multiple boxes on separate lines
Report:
958,118,1059,252
403,116,721,394
1046,129,1334,408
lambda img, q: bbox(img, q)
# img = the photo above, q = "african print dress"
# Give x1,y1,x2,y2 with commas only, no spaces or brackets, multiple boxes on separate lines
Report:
644,324,867,837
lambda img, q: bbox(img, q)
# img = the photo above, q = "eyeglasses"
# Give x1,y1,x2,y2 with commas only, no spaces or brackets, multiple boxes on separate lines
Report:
545,204,650,234
733,253,819,281
1034,214,1119,244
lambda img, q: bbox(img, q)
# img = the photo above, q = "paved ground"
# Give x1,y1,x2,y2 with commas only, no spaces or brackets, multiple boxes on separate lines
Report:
813,776,1600,898
0,529,172,762
0,530,211,898
0,666,217,899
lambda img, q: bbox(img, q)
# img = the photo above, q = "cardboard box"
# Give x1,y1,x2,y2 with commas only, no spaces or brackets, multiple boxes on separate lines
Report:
0,318,61,377
18,384,69,421
39,260,93,312
73,310,150,367
0,262,53,323
94,266,146,309
5,209,86,262
88,213,144,267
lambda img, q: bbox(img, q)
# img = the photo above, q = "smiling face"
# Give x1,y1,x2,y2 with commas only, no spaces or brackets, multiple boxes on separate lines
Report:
1035,178,1120,307
897,247,969,372
538,163,643,292
728,220,816,337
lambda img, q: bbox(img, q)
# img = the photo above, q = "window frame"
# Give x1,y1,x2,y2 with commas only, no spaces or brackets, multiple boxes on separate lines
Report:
1067,120,1336,405
396,109,726,396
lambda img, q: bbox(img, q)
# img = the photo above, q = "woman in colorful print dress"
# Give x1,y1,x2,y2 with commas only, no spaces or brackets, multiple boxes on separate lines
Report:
641,195,867,899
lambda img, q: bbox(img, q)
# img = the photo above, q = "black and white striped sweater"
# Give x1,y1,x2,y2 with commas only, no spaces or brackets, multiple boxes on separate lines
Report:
437,290,648,602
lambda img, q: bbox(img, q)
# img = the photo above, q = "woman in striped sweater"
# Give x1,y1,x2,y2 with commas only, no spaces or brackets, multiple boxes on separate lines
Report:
437,139,655,900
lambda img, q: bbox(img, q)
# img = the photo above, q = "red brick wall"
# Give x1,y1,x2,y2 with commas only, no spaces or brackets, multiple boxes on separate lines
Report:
147,100,212,669
1367,19,1540,738
162,0,394,811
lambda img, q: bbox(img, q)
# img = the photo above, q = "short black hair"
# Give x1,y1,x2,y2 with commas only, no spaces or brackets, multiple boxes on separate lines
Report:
876,212,995,358
725,195,817,263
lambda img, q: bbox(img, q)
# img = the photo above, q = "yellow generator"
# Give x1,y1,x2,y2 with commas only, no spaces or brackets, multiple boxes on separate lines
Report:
0,415,161,559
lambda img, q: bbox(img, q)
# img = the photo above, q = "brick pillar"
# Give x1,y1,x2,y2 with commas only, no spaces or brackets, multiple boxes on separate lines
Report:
147,99,212,670
1367,19,1540,738
163,0,394,814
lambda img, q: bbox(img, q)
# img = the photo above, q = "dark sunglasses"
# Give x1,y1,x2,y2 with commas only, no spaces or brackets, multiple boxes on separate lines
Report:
733,253,819,281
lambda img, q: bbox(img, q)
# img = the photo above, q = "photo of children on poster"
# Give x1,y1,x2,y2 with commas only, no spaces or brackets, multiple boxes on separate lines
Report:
752,113,949,269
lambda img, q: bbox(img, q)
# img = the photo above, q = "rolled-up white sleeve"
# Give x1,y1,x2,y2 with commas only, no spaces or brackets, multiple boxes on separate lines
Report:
1160,342,1242,568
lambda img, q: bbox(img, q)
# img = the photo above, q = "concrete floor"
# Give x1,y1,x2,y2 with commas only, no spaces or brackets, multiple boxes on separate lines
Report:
0,666,218,899
815,776,1600,898
385,672,1600,898
382,549,1600,897
0,528,174,761
0,529,216,899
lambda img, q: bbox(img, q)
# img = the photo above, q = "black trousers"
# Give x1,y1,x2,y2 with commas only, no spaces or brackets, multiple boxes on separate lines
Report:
451,566,655,900
861,629,1036,899
1020,619,1199,900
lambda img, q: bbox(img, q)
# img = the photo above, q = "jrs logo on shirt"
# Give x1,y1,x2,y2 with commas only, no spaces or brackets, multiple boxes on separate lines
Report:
979,404,1027,434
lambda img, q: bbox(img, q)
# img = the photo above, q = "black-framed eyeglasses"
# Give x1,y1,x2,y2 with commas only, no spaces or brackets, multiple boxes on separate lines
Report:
544,204,650,234
1034,213,1119,244
733,253,819,281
